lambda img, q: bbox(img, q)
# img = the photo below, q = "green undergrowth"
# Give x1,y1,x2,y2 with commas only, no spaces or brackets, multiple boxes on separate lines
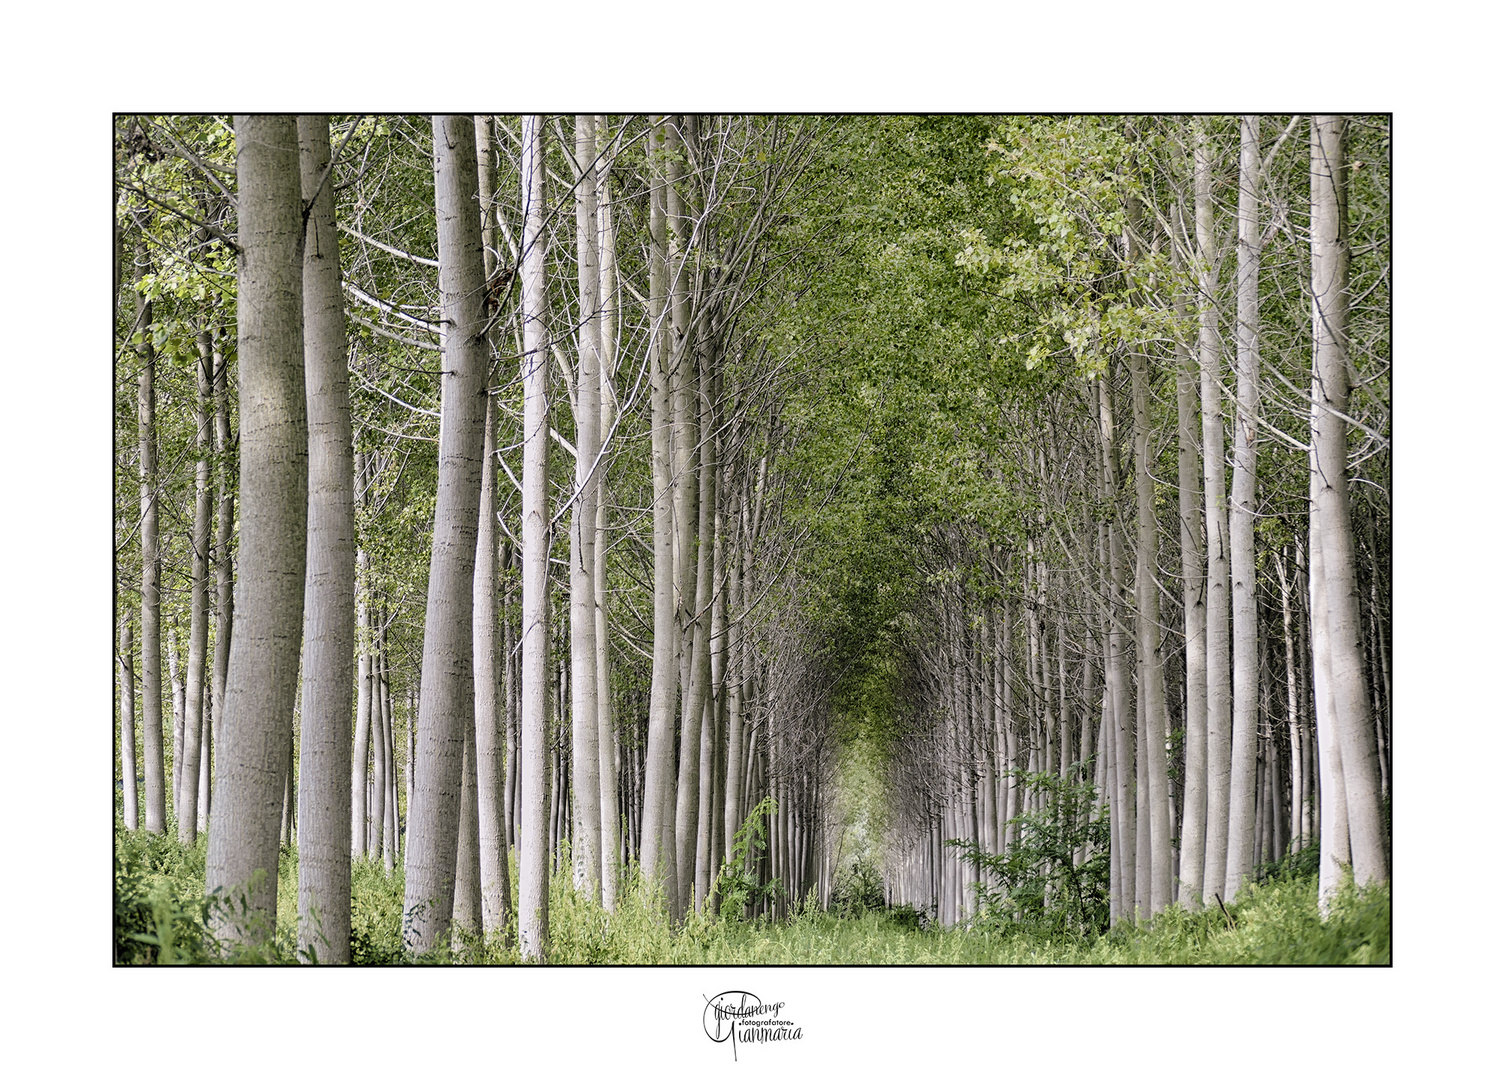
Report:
115,822,1386,965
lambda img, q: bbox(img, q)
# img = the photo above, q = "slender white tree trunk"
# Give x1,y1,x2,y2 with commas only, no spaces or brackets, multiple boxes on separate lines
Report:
205,114,308,946
1274,548,1305,852
180,329,214,846
351,543,371,860
517,115,553,961
594,127,621,911
569,114,604,901
1170,196,1207,910
136,244,167,836
472,115,514,937
295,115,355,963
1095,380,1134,921
1226,115,1263,901
1310,115,1389,899
169,631,184,816
210,342,234,832
119,613,138,829
402,115,489,954
1194,123,1233,907
1127,351,1173,914
640,116,679,908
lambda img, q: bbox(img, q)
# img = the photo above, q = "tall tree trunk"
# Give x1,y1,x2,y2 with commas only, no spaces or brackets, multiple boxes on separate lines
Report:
666,115,701,921
1095,379,1134,921
698,463,727,911
676,341,716,915
1309,115,1389,898
474,384,513,937
380,643,397,873
135,240,167,835
401,115,489,954
640,116,679,908
1274,547,1305,853
370,618,388,861
1226,115,1263,901
1127,351,1173,914
1194,123,1233,907
352,542,372,860
295,115,355,963
594,125,621,911
119,612,138,829
205,114,308,946
570,113,604,901
517,114,553,961
210,334,234,831
1170,195,1207,910
180,329,214,846
471,116,514,939
169,631,184,817
722,525,745,862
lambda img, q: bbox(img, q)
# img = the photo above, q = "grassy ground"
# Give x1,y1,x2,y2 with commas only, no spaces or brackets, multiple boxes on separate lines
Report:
114,824,1388,965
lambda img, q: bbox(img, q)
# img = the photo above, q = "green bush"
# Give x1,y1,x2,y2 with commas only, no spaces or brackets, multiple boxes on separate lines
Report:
951,767,1110,938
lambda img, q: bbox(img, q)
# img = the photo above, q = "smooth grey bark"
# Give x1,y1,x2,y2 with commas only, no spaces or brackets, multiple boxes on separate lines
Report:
352,548,372,860
119,613,138,829
371,615,388,859
517,114,553,961
169,629,184,818
205,114,308,946
675,346,715,916
474,392,513,935
210,335,234,830
1309,518,1350,908
1310,115,1388,899
667,115,698,921
503,550,518,850
179,329,214,846
136,244,167,835
1095,379,1134,921
569,113,604,901
594,130,621,912
1226,115,1262,901
453,708,483,938
295,114,354,964
1127,350,1173,915
1194,122,1233,907
1274,547,1306,852
697,462,727,911
1170,195,1207,910
472,115,514,939
722,523,745,863
640,116,680,909
401,115,489,954
379,658,397,878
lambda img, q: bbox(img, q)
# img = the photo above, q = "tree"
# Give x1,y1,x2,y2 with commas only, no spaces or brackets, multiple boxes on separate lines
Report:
296,114,355,964
517,113,553,962
1225,114,1263,900
205,114,308,947
134,235,167,836
1309,115,1388,907
1193,121,1233,908
568,113,604,902
401,114,490,954
472,114,513,939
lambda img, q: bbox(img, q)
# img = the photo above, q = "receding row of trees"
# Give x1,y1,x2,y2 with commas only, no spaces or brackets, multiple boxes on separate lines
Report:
115,113,853,960
115,114,1389,959
865,116,1389,925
